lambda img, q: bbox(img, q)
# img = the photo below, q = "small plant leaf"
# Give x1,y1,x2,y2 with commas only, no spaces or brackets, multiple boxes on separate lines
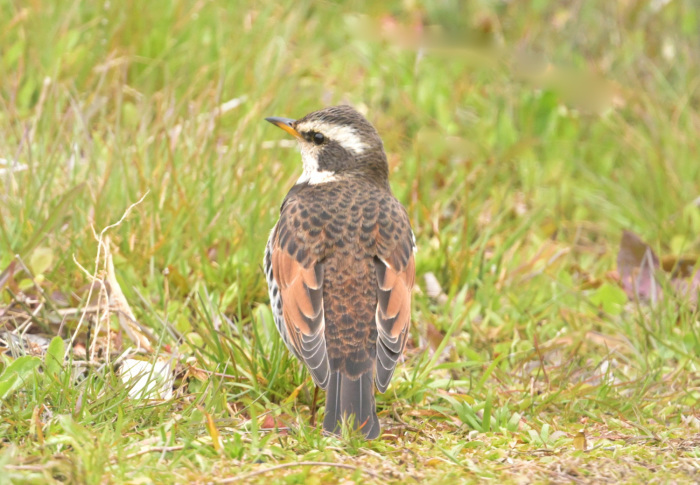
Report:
0,356,41,400
29,247,54,276
44,336,65,378
589,282,628,315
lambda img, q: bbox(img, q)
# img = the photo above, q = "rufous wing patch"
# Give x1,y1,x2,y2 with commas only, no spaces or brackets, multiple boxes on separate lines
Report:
271,245,330,388
374,252,415,392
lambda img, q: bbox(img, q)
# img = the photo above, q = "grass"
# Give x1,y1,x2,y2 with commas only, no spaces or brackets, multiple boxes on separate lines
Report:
1,0,699,483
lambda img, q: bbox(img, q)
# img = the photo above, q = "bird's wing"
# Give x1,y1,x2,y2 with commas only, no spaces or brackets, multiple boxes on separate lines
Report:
267,203,330,389
373,204,416,393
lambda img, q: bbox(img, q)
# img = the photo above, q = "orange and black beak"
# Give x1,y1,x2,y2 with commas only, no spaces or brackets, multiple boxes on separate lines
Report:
265,116,303,140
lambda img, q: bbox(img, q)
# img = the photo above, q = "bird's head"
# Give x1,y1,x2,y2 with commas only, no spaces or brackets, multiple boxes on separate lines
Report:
266,105,389,186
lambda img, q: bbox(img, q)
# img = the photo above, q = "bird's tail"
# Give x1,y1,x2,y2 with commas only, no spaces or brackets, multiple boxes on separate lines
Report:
323,369,380,439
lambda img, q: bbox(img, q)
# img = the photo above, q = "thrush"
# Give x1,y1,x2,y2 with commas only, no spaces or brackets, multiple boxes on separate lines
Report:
264,105,415,439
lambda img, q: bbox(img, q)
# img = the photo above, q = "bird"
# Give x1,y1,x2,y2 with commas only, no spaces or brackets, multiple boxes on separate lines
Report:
263,105,415,439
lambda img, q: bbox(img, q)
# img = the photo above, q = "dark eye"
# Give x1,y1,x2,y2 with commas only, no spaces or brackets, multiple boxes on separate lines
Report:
313,132,325,145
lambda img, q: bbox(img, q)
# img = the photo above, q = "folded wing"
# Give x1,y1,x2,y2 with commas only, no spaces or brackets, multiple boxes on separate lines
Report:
374,214,415,393
270,238,330,389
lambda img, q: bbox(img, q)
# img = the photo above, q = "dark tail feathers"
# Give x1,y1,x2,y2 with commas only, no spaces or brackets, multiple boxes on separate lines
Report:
323,370,380,439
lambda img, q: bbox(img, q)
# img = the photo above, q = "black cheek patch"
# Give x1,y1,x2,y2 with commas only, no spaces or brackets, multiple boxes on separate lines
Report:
317,142,349,172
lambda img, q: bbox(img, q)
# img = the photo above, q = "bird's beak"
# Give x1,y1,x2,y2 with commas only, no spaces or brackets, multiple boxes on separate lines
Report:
265,116,303,140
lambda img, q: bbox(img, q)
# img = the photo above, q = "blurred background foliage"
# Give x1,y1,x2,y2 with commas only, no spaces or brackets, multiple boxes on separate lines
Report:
2,1,699,305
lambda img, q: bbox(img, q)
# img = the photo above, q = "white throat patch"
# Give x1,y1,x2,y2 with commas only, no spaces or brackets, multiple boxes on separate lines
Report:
295,145,339,185
297,169,339,185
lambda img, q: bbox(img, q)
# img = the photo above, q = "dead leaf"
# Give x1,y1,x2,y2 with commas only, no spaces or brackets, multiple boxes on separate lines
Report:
672,266,700,304
573,430,587,451
617,231,661,303
29,247,54,276
406,409,445,418
661,255,698,277
31,405,44,445
281,380,307,405
260,414,290,434
202,409,222,452
185,362,209,382
424,272,448,304
617,231,700,306
425,322,445,351
105,237,154,352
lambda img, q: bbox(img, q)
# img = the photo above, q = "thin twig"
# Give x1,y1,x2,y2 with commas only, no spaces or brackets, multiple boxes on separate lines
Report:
310,385,319,428
392,405,421,433
4,465,47,471
67,191,150,359
111,445,185,463
190,367,249,381
219,461,380,483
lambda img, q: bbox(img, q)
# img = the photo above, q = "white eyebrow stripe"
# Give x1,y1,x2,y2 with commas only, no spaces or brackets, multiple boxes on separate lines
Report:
295,121,368,155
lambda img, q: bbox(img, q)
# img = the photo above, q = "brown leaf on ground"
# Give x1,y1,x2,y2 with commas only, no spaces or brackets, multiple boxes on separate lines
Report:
184,362,209,381
617,230,700,305
661,255,698,277
260,414,291,434
672,266,700,304
425,321,445,351
105,237,154,352
202,409,222,452
573,430,587,451
617,231,661,303
406,409,445,419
